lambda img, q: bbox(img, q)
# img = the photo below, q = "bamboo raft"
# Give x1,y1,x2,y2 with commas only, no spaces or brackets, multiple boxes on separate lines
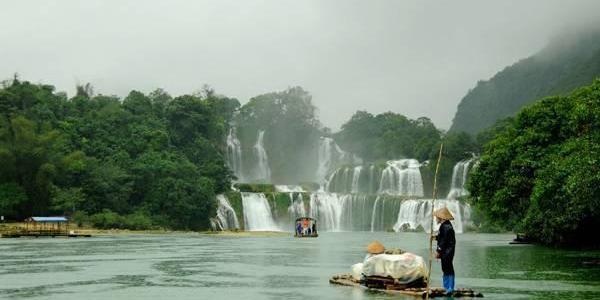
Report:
329,274,483,298
294,233,318,238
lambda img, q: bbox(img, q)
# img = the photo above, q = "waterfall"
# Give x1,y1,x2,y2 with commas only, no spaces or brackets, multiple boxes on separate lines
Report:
325,159,423,195
226,127,243,181
309,192,346,231
317,137,364,185
447,157,476,199
275,185,305,192
378,159,424,197
241,192,279,231
308,193,380,231
235,192,471,233
215,194,240,230
252,130,271,182
392,199,471,233
316,137,342,183
287,193,307,220
368,165,376,194
350,166,362,193
370,196,382,232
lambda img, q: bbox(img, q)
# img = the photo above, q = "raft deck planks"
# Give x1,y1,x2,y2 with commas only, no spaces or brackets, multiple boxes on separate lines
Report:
329,273,483,298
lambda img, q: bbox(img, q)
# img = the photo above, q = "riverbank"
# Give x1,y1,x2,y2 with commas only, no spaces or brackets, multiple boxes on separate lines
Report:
0,222,288,237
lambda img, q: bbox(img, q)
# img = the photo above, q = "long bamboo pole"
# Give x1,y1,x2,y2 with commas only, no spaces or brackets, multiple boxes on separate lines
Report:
425,143,443,300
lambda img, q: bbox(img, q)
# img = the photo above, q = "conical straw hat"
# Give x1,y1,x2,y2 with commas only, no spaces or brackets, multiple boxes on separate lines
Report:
367,240,385,254
433,207,455,221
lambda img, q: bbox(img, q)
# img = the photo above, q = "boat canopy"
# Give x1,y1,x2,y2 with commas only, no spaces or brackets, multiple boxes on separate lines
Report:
295,217,316,223
28,217,68,222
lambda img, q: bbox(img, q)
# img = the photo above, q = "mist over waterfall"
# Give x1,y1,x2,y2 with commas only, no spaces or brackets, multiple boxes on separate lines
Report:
447,157,476,199
316,137,362,183
393,199,471,233
215,194,240,230
252,130,271,182
316,137,344,183
241,192,279,231
226,128,243,181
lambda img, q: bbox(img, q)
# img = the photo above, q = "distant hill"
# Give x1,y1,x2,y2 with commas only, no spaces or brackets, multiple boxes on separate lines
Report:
450,30,600,135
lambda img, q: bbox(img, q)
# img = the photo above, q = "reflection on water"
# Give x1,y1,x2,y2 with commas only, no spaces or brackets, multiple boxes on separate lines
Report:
0,233,598,299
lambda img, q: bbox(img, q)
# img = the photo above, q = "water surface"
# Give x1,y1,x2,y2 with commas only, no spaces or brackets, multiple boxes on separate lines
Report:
0,232,599,299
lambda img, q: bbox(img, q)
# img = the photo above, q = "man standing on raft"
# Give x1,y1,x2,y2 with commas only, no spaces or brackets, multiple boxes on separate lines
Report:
433,207,456,294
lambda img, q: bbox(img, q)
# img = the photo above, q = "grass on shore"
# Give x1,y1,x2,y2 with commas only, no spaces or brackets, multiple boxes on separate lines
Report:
0,222,287,237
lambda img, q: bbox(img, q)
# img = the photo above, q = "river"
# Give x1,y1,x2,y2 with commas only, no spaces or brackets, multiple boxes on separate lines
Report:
0,232,599,299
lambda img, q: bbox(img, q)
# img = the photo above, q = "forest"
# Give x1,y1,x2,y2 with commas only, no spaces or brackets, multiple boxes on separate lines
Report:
469,80,600,246
450,30,600,135
0,78,238,230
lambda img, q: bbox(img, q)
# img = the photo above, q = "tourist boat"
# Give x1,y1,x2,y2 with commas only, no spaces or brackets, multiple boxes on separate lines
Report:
294,217,318,238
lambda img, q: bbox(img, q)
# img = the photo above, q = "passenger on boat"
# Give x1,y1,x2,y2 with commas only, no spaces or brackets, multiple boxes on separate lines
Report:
302,218,310,235
311,223,317,235
296,222,303,236
433,207,456,294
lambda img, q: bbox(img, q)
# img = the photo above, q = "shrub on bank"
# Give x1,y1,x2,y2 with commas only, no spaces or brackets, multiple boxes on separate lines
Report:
76,209,155,230
234,183,275,193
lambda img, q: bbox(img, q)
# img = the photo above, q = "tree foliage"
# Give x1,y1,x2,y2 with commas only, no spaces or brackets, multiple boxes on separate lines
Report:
0,79,239,230
469,79,600,246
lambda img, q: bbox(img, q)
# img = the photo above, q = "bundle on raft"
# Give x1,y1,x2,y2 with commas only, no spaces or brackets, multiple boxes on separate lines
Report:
330,241,483,298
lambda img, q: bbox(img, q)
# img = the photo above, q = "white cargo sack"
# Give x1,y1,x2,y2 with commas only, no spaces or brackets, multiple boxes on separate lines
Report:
351,263,364,281
362,252,427,283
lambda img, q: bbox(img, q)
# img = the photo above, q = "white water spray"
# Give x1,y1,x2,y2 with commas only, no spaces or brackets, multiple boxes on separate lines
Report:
393,199,471,233
241,192,279,231
215,194,240,230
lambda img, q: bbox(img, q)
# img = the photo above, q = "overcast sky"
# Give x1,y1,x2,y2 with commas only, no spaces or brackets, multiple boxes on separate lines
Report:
1,0,599,130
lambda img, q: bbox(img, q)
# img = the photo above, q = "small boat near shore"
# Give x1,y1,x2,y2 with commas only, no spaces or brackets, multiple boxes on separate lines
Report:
509,233,532,245
329,273,483,298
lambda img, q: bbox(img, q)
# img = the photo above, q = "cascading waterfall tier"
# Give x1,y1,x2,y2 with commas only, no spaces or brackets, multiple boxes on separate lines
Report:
308,193,403,231
446,156,477,200
325,159,424,196
226,127,243,181
235,192,472,233
252,130,271,182
378,159,424,196
215,194,240,230
393,199,471,233
241,192,279,231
